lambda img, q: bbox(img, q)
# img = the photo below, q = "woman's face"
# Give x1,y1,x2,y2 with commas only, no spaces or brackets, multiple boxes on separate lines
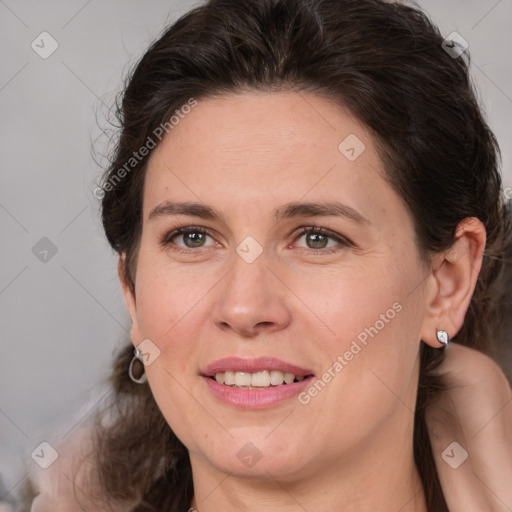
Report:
123,91,434,482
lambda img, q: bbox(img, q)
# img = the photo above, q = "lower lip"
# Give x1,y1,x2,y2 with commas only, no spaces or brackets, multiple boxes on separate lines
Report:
202,376,314,409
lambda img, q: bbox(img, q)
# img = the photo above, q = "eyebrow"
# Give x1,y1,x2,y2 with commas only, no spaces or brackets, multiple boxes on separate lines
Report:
148,200,370,225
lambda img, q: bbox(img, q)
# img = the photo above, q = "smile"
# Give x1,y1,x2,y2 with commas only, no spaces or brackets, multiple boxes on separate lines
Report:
201,357,316,408
211,370,311,388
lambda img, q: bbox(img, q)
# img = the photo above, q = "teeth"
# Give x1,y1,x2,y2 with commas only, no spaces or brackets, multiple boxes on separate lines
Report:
211,370,307,388
234,372,252,387
270,370,284,385
283,372,294,384
251,371,270,387
224,371,235,385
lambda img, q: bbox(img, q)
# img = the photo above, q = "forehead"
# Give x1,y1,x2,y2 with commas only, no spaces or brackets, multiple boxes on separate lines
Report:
143,91,404,228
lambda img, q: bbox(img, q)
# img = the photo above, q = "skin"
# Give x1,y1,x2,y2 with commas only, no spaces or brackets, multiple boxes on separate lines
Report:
426,343,512,512
119,91,486,512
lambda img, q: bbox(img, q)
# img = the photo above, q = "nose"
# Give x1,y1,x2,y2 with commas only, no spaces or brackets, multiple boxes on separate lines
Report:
211,248,292,338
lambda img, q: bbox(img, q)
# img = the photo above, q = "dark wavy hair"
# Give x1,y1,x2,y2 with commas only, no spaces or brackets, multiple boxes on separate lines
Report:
19,0,511,511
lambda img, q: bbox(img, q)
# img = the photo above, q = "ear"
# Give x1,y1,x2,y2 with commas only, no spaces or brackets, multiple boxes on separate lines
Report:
420,217,486,348
118,255,142,345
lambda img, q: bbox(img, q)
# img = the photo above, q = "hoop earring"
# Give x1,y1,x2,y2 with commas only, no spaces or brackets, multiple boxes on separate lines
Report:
128,347,147,384
436,329,451,348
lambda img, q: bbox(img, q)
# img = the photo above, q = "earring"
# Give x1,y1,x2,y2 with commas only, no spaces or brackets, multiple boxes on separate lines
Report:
436,330,450,348
128,347,147,384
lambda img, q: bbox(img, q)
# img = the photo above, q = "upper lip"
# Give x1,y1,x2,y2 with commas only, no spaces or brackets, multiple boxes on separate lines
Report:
202,357,314,377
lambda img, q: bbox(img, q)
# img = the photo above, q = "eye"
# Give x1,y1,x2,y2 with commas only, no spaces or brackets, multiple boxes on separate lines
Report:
160,226,217,253
293,226,353,254
160,224,353,255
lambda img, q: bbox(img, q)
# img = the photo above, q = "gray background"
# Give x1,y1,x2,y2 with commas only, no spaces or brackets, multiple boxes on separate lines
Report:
1,0,511,501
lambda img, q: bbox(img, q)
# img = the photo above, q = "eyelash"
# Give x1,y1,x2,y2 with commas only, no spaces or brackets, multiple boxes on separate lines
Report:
160,225,353,255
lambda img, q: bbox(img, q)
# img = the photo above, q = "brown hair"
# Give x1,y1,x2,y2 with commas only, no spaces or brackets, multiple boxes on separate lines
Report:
22,0,512,510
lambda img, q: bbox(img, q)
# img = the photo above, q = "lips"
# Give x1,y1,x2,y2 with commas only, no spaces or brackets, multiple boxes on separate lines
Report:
202,356,314,377
200,357,315,409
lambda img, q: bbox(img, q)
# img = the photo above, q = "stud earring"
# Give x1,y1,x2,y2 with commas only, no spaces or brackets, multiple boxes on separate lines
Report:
436,329,450,347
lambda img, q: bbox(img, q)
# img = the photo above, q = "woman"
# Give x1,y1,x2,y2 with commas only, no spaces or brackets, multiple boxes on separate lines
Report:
16,0,512,510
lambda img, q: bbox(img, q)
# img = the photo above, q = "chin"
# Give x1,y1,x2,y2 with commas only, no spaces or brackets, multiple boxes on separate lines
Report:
194,432,314,480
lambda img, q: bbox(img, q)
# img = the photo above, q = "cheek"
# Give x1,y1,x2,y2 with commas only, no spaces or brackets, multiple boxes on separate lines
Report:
293,260,414,355
133,261,212,445
294,259,424,418
133,251,212,341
